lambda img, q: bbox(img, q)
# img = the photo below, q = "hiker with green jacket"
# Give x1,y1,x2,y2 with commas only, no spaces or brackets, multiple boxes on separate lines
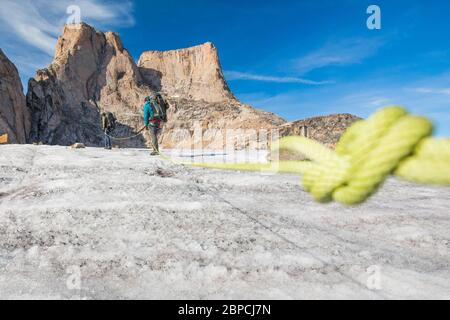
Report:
143,95,167,155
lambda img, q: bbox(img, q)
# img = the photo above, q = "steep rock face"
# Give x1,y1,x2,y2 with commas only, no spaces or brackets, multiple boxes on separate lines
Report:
138,43,235,103
26,25,285,149
23,23,353,151
160,98,285,149
138,43,285,149
0,49,30,144
26,23,151,147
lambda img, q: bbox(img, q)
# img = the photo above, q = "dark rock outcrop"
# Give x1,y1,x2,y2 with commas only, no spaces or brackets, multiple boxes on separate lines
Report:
0,49,30,144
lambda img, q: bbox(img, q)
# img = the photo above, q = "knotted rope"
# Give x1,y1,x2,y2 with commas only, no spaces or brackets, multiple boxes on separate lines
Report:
190,106,450,205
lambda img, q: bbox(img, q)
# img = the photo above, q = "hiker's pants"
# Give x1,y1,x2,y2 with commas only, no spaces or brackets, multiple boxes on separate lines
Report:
104,130,112,149
147,125,160,152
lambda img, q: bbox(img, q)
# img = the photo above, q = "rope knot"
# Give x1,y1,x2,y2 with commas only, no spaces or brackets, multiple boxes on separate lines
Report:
276,106,450,204
190,106,449,205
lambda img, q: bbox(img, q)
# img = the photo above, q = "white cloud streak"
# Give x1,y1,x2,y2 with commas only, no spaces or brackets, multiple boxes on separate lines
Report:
411,87,450,95
294,38,385,74
236,72,450,137
225,71,332,85
0,0,134,56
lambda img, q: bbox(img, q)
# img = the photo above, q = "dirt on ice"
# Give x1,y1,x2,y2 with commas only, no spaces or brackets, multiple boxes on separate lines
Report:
0,145,449,299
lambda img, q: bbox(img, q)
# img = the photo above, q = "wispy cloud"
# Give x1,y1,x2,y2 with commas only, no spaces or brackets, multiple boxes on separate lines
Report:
0,1,60,56
410,87,450,95
0,0,134,83
0,0,134,56
236,72,450,137
224,71,332,85
294,38,385,74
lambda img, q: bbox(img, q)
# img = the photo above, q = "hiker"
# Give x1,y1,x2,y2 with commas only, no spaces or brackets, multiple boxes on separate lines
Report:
101,112,116,150
143,94,167,155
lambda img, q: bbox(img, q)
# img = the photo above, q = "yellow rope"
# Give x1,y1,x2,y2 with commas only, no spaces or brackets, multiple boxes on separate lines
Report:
189,106,450,205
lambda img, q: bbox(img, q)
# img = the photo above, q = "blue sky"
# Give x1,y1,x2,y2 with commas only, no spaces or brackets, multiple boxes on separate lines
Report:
0,0,449,136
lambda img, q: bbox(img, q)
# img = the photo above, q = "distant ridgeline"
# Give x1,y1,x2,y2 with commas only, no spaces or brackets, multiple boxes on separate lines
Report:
1,23,357,151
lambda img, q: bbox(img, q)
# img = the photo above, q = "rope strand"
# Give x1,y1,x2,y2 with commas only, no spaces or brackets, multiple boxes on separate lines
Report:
188,106,450,205
105,126,146,141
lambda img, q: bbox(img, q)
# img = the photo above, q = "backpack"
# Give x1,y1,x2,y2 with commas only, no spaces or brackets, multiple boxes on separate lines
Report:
151,95,168,122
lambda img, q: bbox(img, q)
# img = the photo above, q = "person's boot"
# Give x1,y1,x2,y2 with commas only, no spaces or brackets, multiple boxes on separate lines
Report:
150,150,159,156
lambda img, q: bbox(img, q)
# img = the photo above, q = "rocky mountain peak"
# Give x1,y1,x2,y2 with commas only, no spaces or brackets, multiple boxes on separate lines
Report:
26,23,151,147
138,42,235,103
1,22,357,150
23,23,285,149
